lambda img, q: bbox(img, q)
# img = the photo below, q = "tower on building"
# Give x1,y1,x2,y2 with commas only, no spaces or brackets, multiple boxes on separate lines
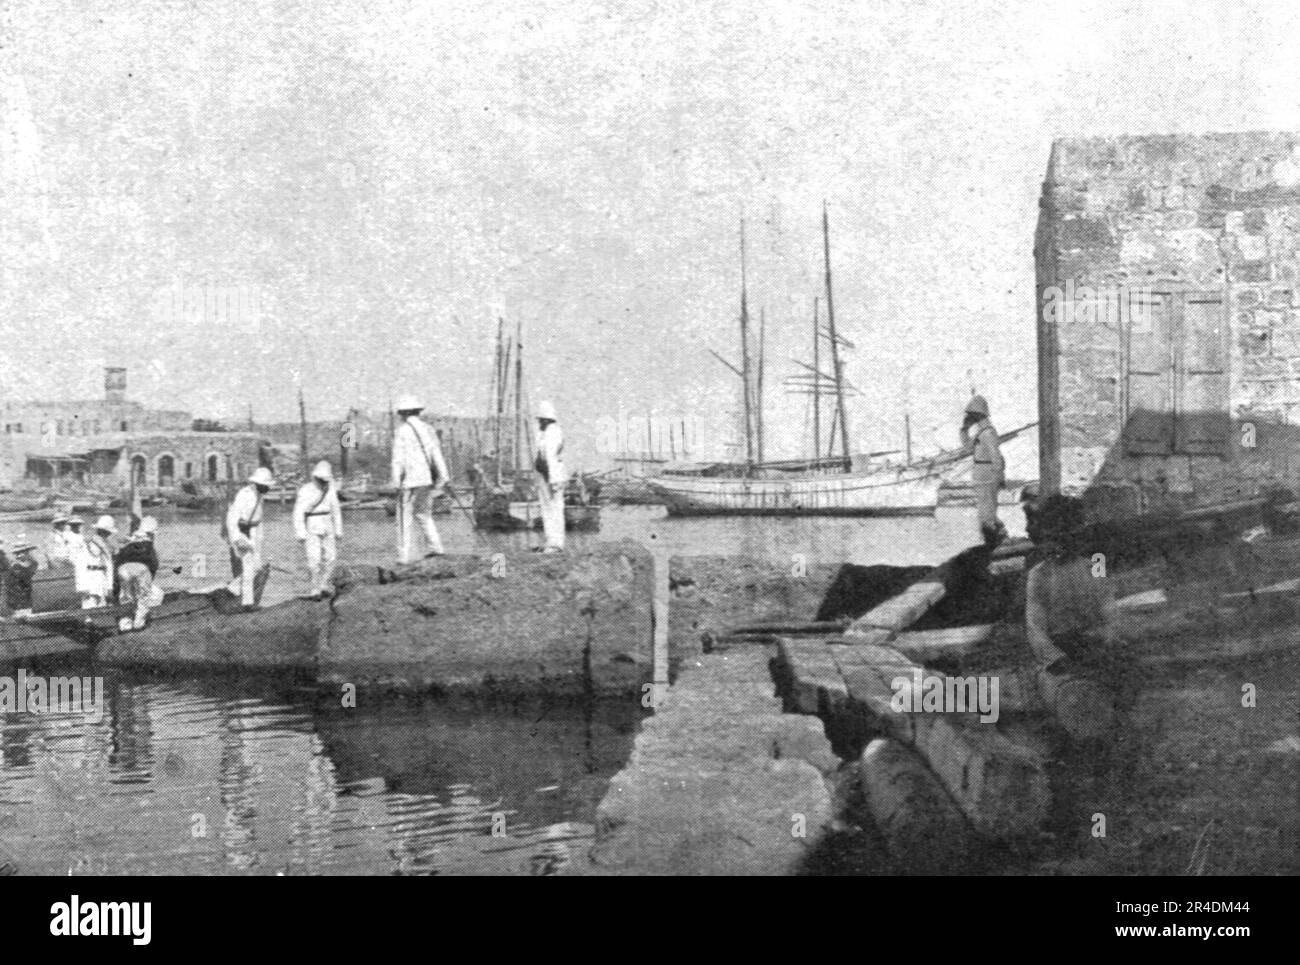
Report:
105,366,127,404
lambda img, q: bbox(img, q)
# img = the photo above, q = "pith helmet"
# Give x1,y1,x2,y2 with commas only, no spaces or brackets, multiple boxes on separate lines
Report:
67,516,84,528
537,400,558,421
95,515,117,534
312,460,334,481
138,516,158,535
249,467,275,486
52,512,69,525
395,394,424,413
965,394,990,417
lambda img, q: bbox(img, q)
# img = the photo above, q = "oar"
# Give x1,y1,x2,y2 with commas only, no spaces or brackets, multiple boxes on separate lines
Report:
442,486,487,547
396,487,407,560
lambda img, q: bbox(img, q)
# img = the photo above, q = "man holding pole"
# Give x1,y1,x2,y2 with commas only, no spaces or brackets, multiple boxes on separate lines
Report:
960,394,1007,546
226,467,273,610
391,395,450,563
534,400,566,553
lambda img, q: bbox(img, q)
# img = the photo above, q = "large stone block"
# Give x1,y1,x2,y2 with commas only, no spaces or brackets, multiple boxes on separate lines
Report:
319,543,652,695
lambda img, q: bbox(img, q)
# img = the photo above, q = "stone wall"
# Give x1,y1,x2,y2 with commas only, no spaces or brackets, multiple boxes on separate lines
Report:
1037,132,1300,516
122,432,266,488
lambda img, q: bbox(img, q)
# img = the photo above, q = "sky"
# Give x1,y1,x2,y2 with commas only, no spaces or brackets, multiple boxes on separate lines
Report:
4,0,1300,469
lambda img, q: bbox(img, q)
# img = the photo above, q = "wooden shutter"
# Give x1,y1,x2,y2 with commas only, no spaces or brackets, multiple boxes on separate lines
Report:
1176,293,1229,455
1124,290,1174,454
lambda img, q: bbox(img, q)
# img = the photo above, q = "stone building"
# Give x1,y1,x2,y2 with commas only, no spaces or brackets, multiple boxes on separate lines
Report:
1,367,265,490
1036,131,1300,517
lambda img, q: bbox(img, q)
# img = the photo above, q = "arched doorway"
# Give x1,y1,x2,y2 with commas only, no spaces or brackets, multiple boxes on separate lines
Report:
157,454,175,487
206,454,220,481
130,454,147,486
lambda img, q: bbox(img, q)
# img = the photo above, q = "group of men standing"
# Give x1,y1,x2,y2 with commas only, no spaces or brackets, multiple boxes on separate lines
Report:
224,460,344,609
224,393,567,605
3,394,569,620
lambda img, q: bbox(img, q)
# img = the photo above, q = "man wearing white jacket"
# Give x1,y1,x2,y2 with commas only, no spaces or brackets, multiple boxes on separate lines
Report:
226,466,273,609
391,395,450,563
74,515,118,608
293,460,343,599
534,400,567,552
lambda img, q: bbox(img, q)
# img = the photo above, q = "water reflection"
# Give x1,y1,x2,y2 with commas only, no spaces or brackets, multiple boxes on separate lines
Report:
0,668,639,875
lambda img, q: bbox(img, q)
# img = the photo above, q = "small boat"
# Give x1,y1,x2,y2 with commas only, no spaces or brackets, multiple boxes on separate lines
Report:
600,475,662,506
343,498,392,512
471,489,600,532
2,561,299,663
0,493,53,513
0,508,57,524
509,501,601,533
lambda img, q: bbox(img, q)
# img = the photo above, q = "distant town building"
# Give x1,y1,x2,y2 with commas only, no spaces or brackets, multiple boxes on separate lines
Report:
1036,131,1300,517
0,367,263,489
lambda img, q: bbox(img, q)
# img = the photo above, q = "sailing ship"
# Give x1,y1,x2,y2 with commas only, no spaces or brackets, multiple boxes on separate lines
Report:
471,318,600,533
649,205,1033,517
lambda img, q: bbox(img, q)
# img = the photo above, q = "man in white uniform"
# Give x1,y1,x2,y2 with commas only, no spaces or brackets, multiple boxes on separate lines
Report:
226,467,273,609
43,513,72,569
74,515,118,608
534,400,567,552
960,394,1006,546
293,460,343,599
390,395,450,563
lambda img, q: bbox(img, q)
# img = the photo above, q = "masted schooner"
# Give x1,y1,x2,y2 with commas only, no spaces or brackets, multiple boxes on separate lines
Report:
648,205,1032,517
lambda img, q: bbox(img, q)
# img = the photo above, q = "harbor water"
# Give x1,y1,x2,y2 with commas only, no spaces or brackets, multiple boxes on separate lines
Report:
0,503,1021,874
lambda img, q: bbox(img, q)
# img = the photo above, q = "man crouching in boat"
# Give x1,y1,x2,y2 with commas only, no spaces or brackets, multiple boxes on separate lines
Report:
293,460,343,600
115,516,161,631
227,467,273,611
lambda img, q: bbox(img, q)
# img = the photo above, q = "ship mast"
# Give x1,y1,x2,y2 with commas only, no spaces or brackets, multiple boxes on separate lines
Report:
812,296,820,461
738,218,755,466
822,202,851,462
514,318,524,475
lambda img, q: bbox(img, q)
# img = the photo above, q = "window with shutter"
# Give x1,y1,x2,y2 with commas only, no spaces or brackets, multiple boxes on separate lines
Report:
1175,294,1229,455
1124,290,1174,454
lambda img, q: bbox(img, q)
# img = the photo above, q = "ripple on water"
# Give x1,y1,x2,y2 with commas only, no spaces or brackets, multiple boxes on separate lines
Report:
0,671,638,875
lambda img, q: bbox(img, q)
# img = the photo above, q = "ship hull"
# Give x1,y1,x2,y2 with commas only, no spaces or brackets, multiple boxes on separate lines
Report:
648,466,948,517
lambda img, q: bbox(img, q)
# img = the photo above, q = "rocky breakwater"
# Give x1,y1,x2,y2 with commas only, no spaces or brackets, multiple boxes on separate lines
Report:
319,542,653,697
94,595,329,674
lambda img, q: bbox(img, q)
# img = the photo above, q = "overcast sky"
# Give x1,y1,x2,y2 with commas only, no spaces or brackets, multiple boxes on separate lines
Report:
4,0,1300,466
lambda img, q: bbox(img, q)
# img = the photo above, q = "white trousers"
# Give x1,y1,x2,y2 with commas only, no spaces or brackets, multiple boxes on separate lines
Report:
396,486,443,563
228,540,267,606
116,562,154,628
536,476,565,549
303,528,338,594
975,482,1000,533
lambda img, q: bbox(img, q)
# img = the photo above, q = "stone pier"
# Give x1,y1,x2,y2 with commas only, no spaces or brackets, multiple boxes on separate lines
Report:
575,646,837,875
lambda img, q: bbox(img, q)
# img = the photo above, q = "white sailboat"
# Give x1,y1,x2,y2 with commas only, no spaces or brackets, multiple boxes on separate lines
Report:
649,205,1032,517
